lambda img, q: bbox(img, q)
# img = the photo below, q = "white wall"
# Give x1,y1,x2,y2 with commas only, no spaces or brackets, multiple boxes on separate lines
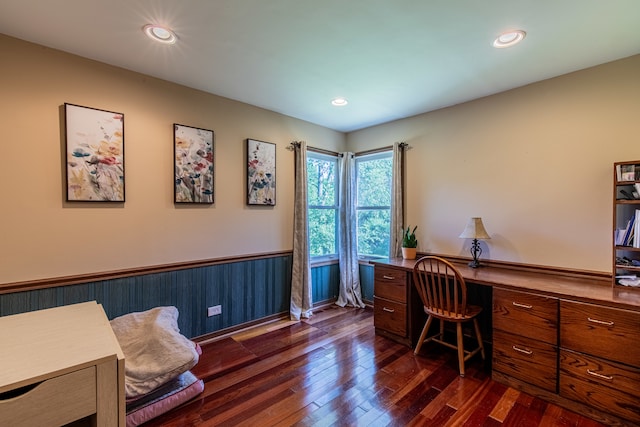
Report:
0,34,345,284
348,55,640,272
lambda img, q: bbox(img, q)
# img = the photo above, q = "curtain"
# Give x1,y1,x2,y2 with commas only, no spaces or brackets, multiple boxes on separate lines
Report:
290,141,313,320
389,142,405,258
336,152,365,308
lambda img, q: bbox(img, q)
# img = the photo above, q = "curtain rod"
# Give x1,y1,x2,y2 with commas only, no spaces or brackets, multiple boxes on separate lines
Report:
355,145,392,157
288,142,342,157
289,141,407,157
308,146,342,157
355,142,407,157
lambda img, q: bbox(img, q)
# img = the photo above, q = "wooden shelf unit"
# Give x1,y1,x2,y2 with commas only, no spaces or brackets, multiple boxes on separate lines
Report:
613,160,640,289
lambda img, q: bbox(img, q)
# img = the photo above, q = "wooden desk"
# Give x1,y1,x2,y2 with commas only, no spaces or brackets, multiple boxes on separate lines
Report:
0,301,125,427
371,257,640,426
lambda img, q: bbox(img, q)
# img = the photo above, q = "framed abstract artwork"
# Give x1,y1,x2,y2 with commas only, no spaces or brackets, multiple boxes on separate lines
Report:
64,103,125,202
174,124,214,204
246,139,276,205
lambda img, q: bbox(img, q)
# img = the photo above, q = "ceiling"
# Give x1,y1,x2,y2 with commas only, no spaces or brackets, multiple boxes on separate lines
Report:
1,1,639,132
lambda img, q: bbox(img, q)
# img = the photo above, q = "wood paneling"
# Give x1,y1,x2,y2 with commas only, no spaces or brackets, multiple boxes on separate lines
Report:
0,255,301,340
359,263,374,303
311,263,339,304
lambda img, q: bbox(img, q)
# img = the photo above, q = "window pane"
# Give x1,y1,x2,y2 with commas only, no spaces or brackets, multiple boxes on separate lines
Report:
307,152,338,259
357,209,390,257
309,208,336,256
307,157,336,207
356,152,392,258
357,157,392,207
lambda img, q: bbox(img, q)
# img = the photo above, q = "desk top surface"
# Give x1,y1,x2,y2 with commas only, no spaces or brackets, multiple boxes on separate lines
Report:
372,257,640,311
0,301,124,392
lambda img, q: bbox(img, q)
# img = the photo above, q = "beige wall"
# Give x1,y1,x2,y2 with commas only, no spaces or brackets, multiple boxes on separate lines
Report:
348,55,640,272
0,34,345,284
3,33,638,284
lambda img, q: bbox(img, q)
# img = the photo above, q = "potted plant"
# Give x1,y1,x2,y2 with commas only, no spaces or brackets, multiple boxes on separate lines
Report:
402,225,418,259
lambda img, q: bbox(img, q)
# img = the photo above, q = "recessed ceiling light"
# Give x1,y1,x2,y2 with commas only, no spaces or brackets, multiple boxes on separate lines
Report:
331,97,348,106
493,30,526,48
143,24,177,44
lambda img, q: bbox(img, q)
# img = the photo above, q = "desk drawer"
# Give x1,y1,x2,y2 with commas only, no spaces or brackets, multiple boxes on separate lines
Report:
374,297,407,337
560,300,640,366
0,366,96,427
374,266,407,302
493,288,558,344
493,329,558,392
560,349,640,424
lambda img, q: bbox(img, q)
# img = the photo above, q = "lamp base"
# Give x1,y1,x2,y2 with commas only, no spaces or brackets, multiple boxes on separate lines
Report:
468,260,482,268
468,238,483,268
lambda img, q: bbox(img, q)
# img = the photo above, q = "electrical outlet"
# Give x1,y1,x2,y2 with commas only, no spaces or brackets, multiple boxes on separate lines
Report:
207,305,222,317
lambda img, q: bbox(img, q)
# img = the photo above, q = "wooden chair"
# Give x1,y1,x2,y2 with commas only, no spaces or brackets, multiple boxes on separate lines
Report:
412,256,485,376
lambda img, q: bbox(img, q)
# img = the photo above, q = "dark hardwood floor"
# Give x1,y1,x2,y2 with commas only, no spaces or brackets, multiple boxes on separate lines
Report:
144,306,606,426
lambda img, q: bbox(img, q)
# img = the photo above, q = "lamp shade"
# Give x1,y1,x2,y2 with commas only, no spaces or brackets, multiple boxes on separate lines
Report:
459,217,491,239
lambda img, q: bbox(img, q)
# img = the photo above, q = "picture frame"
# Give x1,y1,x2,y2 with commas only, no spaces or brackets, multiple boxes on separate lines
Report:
174,124,214,204
246,139,276,206
64,103,125,202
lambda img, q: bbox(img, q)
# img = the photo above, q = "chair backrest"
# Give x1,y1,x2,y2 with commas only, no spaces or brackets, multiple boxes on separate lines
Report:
412,256,468,317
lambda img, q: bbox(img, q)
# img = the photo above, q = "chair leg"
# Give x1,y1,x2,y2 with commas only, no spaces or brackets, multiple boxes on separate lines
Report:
414,315,433,355
473,318,485,360
456,322,465,377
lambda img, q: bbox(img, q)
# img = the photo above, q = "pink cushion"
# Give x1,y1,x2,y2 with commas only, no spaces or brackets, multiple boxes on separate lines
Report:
125,370,204,427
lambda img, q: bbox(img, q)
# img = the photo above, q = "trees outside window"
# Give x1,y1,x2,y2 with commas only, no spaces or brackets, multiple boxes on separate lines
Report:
307,152,338,259
306,150,392,261
356,151,392,258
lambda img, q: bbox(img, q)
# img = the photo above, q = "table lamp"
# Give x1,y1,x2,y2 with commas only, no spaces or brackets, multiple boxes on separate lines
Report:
459,217,491,268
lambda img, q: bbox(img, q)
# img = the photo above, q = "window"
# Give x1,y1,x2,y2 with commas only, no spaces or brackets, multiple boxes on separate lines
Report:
356,151,393,258
307,152,338,260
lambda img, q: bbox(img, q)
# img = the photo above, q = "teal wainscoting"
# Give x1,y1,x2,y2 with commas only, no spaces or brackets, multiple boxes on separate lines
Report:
311,262,340,304
310,262,373,305
0,257,369,339
0,255,300,339
360,263,374,303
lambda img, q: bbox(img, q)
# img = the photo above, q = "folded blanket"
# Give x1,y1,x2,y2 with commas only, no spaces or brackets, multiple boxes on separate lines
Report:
110,306,199,398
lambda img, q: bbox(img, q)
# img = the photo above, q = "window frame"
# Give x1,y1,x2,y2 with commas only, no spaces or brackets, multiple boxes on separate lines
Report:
355,149,393,260
306,151,340,263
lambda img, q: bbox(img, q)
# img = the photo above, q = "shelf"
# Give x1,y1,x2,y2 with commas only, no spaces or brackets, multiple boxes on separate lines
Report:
614,161,640,287
615,246,640,252
615,199,640,204
616,265,640,271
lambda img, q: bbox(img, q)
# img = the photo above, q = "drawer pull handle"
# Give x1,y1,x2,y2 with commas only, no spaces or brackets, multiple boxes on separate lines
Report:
512,301,533,309
0,382,39,400
383,275,395,280
382,307,395,313
587,369,613,382
587,317,614,327
512,345,533,355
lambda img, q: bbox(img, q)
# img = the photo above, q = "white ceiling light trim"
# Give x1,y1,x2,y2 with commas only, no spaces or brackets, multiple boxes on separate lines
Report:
143,24,177,44
493,30,526,48
331,97,348,106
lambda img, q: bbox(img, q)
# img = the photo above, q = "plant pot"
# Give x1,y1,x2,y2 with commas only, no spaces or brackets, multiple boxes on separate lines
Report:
402,247,417,260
